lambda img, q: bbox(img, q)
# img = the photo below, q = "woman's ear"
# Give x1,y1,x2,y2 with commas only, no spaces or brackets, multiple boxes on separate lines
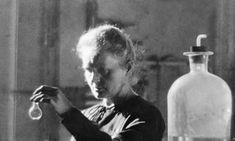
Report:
125,58,134,72
129,75,139,86
126,64,132,72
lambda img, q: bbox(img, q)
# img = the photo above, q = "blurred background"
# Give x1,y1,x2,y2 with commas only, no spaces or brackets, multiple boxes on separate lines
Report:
0,0,234,140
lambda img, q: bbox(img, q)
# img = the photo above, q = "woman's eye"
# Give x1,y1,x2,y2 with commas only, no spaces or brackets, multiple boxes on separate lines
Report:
104,69,111,76
86,67,92,72
98,68,110,77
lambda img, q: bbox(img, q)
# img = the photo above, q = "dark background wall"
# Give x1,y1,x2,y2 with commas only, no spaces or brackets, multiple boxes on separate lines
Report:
0,0,234,141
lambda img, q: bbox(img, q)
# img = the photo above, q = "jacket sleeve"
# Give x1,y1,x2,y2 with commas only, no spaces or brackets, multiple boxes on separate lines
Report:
112,112,165,141
60,107,112,141
60,107,165,141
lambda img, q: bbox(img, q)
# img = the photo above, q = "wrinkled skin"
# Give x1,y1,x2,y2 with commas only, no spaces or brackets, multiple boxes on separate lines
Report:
30,52,131,114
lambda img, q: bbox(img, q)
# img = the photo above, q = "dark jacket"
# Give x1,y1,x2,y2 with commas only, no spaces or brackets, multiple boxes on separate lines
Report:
60,96,165,141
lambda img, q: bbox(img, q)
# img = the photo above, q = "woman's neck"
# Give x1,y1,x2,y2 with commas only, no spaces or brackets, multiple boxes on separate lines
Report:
110,86,138,106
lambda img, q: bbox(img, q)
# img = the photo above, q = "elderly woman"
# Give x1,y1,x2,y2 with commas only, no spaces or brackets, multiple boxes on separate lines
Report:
30,24,165,141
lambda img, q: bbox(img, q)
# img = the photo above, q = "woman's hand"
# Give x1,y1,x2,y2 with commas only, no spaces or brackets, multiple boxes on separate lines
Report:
30,85,73,114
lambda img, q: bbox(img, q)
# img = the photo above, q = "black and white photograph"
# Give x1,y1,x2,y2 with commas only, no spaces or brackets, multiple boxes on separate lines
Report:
0,0,234,141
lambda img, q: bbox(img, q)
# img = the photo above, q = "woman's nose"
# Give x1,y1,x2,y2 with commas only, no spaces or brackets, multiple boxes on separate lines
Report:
92,72,101,83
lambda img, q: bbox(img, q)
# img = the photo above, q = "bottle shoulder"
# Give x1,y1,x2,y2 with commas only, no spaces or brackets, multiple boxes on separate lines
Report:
168,71,231,94
173,71,228,84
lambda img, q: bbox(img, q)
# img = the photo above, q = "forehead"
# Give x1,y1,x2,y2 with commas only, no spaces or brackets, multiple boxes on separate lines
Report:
102,54,120,69
85,52,121,69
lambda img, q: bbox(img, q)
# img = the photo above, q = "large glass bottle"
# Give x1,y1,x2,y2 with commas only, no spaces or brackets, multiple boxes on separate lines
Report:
168,34,232,141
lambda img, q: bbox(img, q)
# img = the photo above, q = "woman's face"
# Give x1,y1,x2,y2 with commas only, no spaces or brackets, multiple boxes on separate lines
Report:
83,52,128,99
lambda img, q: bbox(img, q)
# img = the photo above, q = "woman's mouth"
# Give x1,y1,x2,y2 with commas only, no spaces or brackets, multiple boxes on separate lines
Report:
96,88,104,92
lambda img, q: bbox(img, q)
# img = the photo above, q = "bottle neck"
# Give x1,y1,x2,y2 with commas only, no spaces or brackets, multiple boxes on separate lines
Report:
189,55,208,72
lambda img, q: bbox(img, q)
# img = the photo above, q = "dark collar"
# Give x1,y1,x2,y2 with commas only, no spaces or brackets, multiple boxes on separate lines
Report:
114,95,140,112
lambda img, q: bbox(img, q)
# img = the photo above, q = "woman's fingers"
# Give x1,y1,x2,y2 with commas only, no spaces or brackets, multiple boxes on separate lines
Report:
30,92,53,103
39,98,50,103
30,85,72,114
32,85,58,97
40,85,58,97
30,92,43,101
33,85,43,94
31,93,46,102
30,85,60,104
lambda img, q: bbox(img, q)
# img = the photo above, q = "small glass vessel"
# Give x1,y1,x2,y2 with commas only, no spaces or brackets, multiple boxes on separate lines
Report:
167,34,232,141
28,102,42,120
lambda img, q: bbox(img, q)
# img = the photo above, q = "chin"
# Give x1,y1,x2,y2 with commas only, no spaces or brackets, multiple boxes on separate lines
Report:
97,91,109,99
97,93,107,99
92,91,107,99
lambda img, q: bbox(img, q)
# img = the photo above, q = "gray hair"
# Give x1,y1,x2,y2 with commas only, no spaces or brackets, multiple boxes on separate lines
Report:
76,24,136,70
